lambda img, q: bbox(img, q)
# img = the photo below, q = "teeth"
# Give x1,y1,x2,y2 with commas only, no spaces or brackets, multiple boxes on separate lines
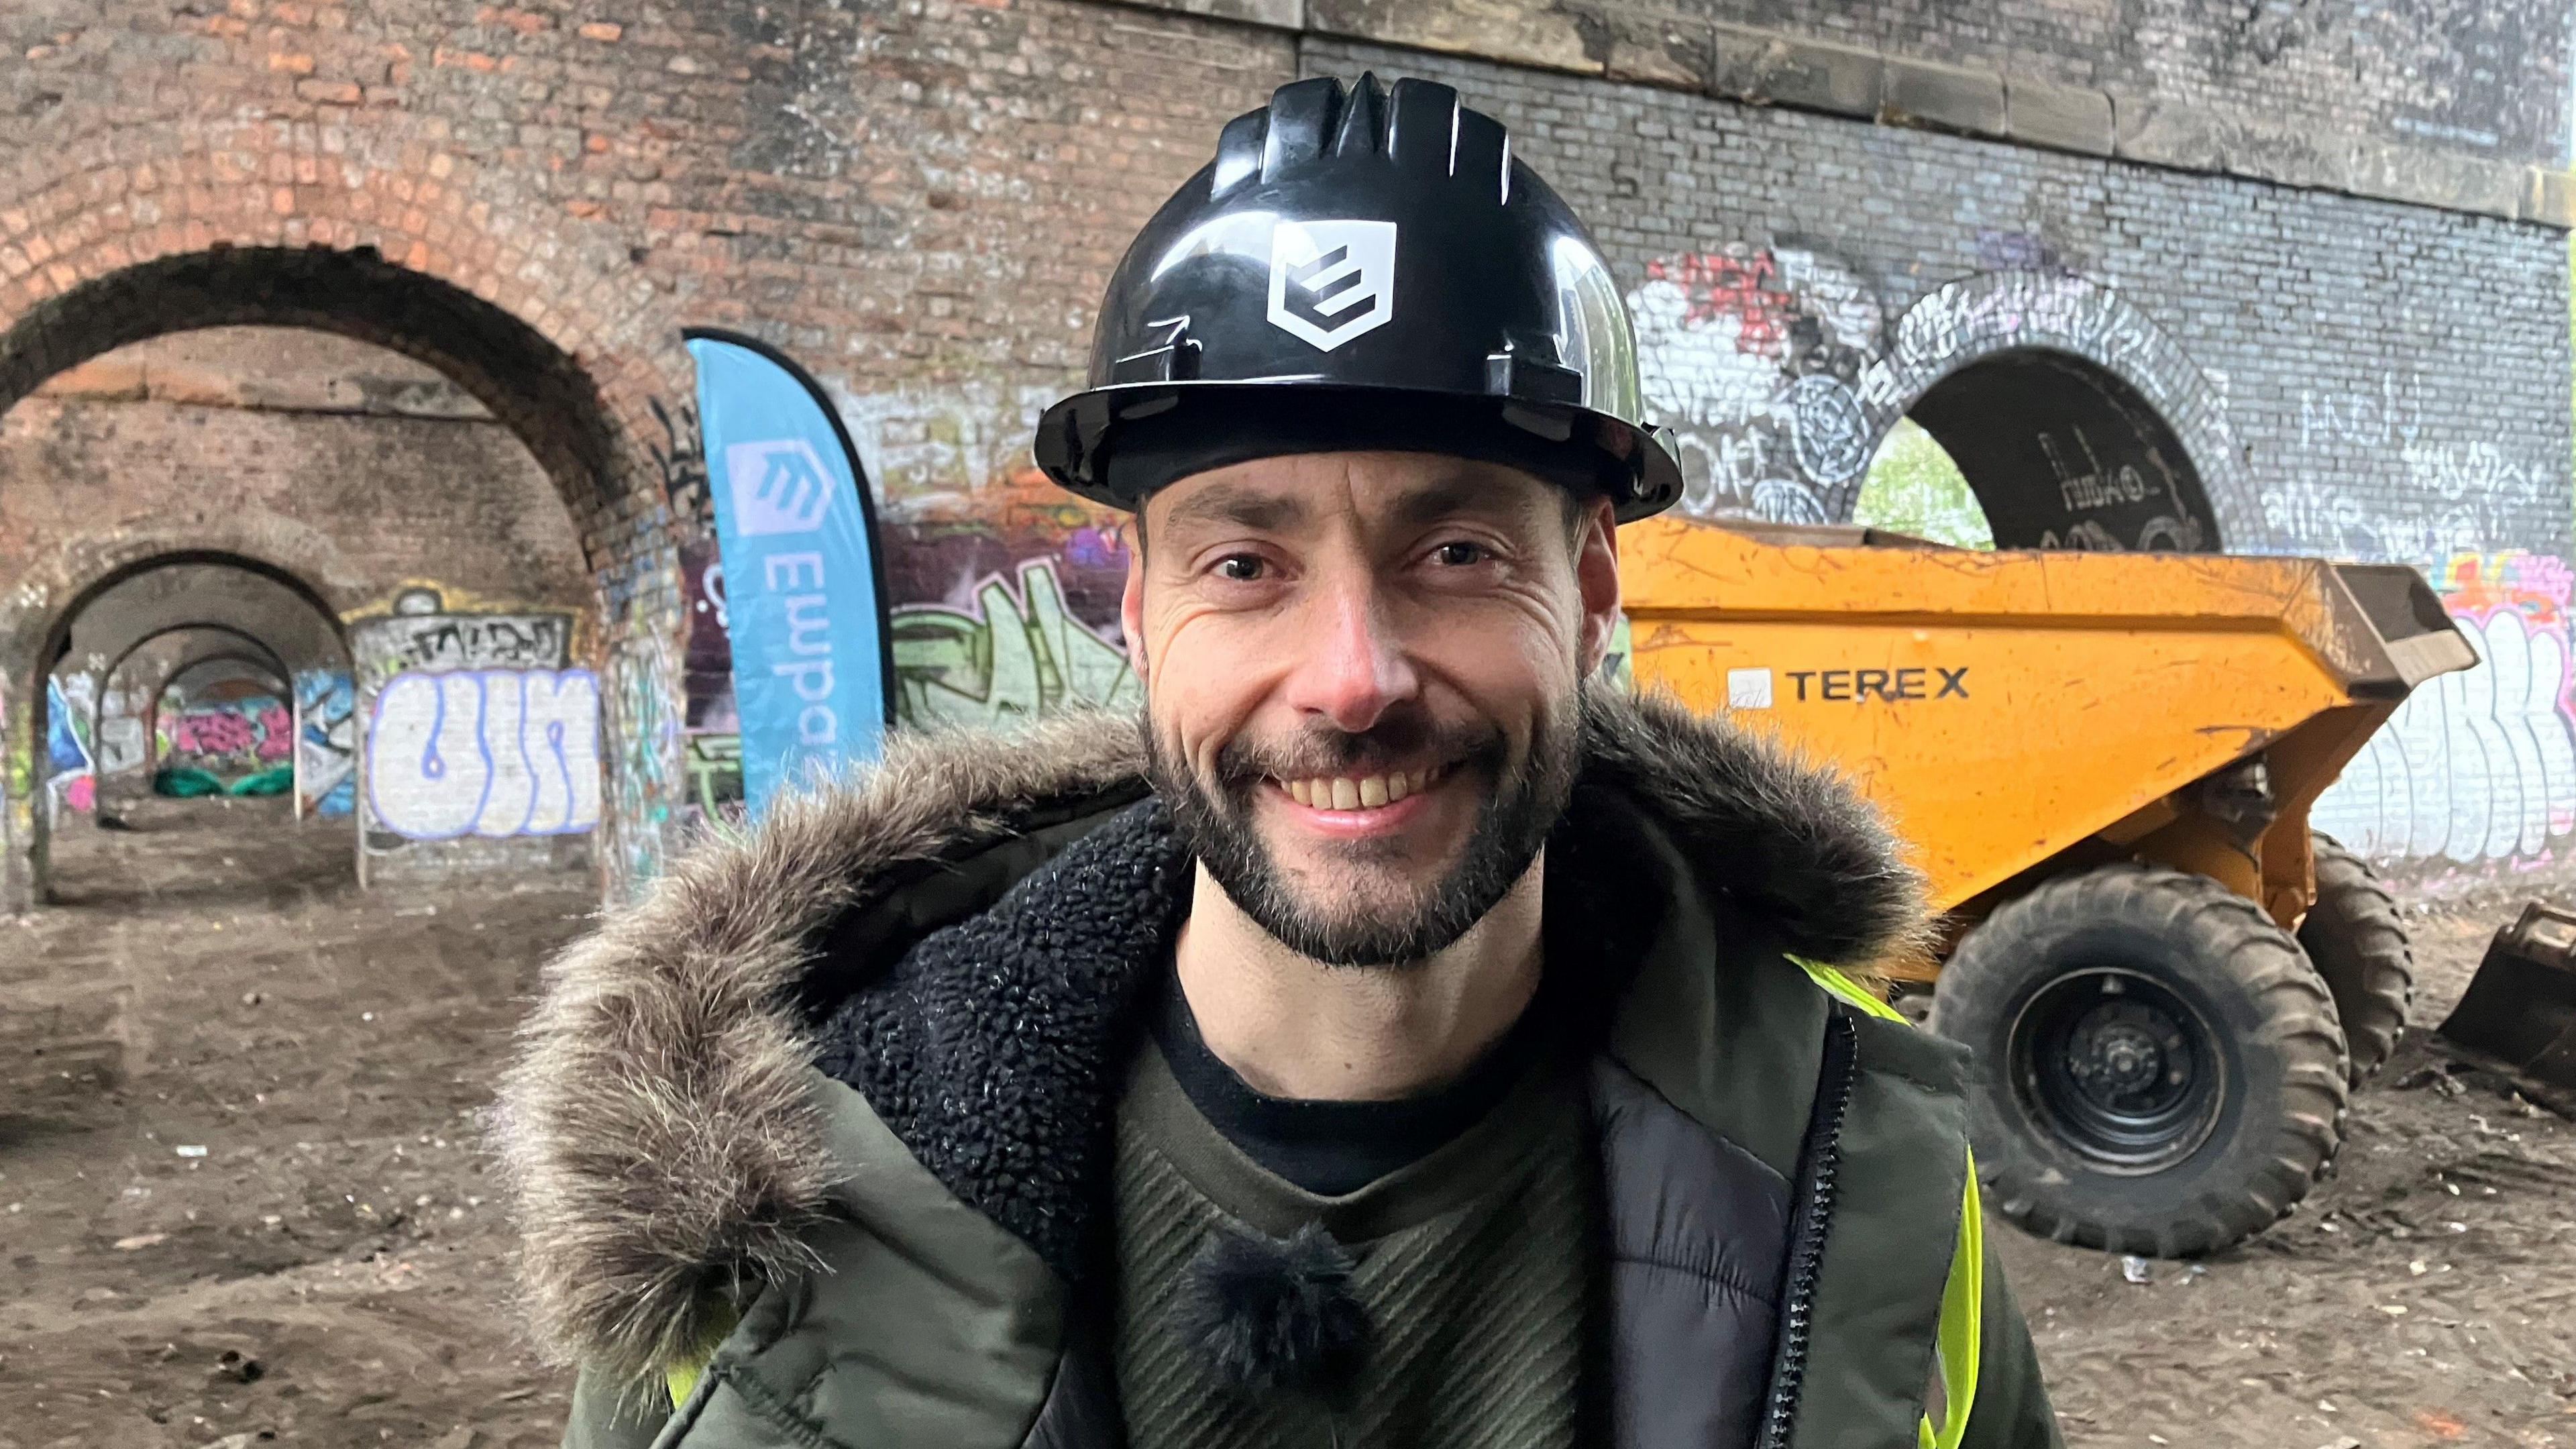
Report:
1283,767,1445,809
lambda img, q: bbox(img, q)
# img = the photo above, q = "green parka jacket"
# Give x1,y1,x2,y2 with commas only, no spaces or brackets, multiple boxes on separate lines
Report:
496,692,2062,1449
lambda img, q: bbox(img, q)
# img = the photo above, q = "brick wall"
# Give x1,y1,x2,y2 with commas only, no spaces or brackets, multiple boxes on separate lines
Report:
1297,38,2576,881
7,329,596,876
0,0,2567,898
1705,0,2571,166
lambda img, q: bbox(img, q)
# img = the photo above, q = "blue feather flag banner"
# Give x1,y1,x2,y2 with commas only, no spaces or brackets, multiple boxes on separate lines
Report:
686,331,894,818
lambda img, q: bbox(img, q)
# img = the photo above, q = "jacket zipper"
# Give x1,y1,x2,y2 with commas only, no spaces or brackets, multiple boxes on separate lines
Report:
1755,1008,1861,1449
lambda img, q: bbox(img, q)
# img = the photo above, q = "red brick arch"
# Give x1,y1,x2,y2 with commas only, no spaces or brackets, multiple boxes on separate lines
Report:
0,121,702,910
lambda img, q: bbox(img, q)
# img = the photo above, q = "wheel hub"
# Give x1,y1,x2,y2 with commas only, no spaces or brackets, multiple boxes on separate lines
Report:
2012,969,2224,1173
2067,1003,2190,1108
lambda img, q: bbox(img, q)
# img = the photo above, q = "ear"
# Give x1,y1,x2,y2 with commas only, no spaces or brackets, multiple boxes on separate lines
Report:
1121,527,1151,684
1574,497,1621,678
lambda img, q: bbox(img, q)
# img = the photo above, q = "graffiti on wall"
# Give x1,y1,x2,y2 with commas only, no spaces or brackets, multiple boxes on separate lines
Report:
604,549,684,883
1629,245,1885,524
349,586,575,674
1629,254,2254,550
43,677,95,820
892,558,1140,728
2315,551,2576,868
349,582,598,853
295,669,356,817
2271,374,2555,566
161,697,292,769
678,537,743,820
367,668,604,839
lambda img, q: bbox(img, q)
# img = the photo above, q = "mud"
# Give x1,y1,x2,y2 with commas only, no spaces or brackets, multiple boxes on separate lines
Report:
2000,892,2576,1448
3,800,2572,1447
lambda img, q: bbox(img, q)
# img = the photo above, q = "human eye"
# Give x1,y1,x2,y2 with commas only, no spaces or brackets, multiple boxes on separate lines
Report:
1428,539,1491,567
1212,552,1269,582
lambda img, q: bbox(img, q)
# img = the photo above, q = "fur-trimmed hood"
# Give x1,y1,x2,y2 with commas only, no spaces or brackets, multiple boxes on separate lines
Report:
495,690,1925,1389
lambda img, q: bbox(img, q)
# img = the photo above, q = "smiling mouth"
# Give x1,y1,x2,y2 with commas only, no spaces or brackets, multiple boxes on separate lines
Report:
1276,762,1454,810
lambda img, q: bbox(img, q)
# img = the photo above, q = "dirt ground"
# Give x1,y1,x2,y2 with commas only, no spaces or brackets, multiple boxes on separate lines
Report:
3,800,2573,1448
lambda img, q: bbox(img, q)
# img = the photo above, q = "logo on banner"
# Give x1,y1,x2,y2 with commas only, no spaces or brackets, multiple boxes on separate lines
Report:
1267,219,1397,352
725,439,835,537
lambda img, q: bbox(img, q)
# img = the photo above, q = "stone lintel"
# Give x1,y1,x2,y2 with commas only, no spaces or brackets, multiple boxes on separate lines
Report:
1880,55,2006,138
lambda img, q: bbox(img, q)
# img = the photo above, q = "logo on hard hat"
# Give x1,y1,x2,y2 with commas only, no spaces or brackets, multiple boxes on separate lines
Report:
1267,219,1397,352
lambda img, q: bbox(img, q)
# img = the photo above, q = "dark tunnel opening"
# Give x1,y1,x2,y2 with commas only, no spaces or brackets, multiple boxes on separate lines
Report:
1902,348,2222,553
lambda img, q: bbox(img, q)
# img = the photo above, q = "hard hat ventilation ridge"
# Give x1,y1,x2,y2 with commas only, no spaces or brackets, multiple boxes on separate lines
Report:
1210,73,1506,202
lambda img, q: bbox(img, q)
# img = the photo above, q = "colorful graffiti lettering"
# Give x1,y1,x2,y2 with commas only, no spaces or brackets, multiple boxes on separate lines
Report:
1647,251,1797,356
604,581,682,883
169,704,286,761
367,668,603,840
294,669,356,817
891,558,1138,729
2315,551,2576,867
43,677,95,819
157,696,292,779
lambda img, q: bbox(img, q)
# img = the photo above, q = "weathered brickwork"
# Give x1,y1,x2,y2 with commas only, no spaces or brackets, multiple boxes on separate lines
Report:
1304,37,2573,563
0,0,1287,906
0,0,2567,898
1307,38,2576,880
1152,0,2575,220
5,329,596,881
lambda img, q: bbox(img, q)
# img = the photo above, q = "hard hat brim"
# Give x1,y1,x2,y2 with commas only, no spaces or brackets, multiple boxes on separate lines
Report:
1034,381,1685,524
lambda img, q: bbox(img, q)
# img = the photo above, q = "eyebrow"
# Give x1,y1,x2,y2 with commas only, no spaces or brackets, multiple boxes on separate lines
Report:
1159,482,1309,535
1389,471,1517,529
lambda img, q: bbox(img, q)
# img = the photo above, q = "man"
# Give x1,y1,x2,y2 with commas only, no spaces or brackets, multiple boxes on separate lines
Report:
500,72,2060,1449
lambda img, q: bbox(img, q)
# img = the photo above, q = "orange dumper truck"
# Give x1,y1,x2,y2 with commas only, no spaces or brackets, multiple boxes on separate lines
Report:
1625,515,2475,1256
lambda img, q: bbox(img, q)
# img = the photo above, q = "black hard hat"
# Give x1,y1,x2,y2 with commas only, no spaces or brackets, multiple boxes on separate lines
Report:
1034,73,1684,522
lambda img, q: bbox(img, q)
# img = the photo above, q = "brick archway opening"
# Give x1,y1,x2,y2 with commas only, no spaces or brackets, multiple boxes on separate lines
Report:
1,247,635,912
0,246,622,529
1908,348,2224,552
25,552,352,902
105,626,302,780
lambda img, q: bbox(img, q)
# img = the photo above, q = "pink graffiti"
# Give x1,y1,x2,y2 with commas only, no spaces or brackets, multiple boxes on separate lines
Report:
2440,551,2573,627
256,703,292,759
172,708,259,758
64,774,93,813
1646,251,1789,357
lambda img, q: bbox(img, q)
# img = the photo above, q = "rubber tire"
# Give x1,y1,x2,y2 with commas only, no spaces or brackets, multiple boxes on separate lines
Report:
1931,863,2350,1257
2298,833,2416,1085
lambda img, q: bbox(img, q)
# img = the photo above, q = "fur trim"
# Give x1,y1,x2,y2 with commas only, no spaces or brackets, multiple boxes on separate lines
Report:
491,711,1146,1387
1580,688,1933,971
494,691,1923,1383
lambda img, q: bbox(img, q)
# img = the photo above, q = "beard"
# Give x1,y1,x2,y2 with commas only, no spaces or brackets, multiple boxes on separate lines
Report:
1142,692,1583,968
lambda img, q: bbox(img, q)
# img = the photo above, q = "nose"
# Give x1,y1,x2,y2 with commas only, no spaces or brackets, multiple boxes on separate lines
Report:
1281,571,1419,735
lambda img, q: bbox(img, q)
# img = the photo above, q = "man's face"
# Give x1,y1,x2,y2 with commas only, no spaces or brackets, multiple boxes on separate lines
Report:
1123,451,1622,967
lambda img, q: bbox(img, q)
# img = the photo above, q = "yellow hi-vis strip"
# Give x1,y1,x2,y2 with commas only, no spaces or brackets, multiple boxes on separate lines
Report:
1920,1151,1983,1449
1790,957,1983,1449
665,1303,741,1413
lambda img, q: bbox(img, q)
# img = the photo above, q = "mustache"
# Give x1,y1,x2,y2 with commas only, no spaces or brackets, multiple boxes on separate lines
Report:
1205,715,1510,790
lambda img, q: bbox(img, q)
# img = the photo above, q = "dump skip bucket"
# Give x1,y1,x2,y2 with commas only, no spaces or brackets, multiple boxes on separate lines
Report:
2436,902,2576,1101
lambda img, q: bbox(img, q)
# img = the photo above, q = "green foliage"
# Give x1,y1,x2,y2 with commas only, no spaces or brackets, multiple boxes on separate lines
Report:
1852,419,1995,549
